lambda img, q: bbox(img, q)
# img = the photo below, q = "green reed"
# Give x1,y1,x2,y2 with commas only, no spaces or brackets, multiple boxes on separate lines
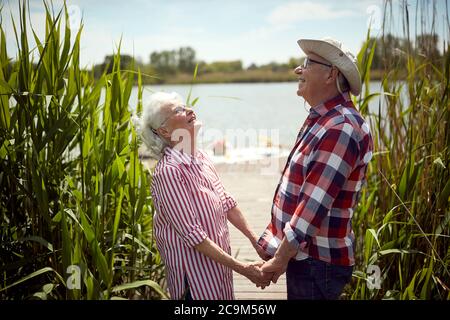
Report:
350,0,450,300
0,1,166,299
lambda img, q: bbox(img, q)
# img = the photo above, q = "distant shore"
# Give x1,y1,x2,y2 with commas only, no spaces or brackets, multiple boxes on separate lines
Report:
141,69,387,85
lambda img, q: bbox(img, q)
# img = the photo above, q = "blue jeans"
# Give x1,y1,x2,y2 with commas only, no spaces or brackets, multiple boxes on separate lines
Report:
286,257,353,300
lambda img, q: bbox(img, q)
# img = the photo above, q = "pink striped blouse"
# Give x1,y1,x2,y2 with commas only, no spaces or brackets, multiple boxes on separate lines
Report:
151,147,237,300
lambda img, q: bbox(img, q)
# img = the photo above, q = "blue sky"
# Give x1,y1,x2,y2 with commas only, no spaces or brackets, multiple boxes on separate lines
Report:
2,0,449,68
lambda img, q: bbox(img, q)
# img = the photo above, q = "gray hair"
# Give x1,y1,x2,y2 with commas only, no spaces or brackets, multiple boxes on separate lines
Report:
336,72,350,94
137,91,184,160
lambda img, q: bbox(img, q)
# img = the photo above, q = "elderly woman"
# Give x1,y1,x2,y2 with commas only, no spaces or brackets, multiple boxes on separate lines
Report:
139,91,269,300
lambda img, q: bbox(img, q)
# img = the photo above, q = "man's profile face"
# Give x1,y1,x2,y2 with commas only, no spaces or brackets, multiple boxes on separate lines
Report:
295,53,332,102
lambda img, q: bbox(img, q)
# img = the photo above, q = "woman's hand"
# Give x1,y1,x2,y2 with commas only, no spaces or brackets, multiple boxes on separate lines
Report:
241,261,272,288
260,256,288,284
260,238,299,284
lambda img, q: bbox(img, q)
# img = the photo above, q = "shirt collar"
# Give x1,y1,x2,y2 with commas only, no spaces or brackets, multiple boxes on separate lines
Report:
164,146,202,167
309,92,353,117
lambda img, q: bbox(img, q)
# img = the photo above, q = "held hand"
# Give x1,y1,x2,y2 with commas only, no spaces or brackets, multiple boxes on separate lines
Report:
261,257,288,284
249,261,273,290
248,260,265,268
258,271,274,290
257,266,274,290
241,262,271,288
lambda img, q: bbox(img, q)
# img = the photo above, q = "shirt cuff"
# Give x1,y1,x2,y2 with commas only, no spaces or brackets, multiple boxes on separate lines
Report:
223,195,237,213
257,233,279,257
283,223,301,251
183,225,208,248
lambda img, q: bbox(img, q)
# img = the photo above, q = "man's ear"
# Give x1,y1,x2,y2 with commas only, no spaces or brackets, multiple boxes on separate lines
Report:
326,67,339,84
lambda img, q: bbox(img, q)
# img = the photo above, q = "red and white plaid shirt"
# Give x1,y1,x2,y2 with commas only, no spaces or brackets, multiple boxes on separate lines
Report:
258,93,373,266
151,147,237,299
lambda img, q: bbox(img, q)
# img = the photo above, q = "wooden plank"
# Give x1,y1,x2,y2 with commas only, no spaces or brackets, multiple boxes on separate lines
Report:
236,292,287,300
218,165,288,300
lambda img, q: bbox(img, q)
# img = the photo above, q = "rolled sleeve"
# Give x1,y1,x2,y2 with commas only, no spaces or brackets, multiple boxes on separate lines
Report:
183,225,208,248
257,228,280,257
222,190,237,213
154,165,209,248
283,223,301,250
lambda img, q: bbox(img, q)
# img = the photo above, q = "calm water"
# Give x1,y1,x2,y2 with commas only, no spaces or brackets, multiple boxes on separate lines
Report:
130,81,382,153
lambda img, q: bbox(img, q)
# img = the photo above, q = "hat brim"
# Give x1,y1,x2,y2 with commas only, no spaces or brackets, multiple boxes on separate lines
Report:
298,39,362,96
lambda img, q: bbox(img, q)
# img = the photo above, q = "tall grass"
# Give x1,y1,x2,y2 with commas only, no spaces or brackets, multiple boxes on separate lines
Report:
351,0,450,299
0,1,166,299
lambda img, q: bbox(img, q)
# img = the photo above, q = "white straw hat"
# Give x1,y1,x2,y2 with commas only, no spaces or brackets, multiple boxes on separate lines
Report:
297,37,362,96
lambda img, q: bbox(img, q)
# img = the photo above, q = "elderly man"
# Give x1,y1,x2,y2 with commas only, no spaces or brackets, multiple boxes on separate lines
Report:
258,38,373,300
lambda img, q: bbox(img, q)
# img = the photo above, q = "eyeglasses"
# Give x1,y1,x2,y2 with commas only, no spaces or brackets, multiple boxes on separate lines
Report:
151,105,191,134
303,57,333,69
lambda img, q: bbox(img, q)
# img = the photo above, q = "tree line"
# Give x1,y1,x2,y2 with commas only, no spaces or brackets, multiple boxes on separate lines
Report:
92,33,444,83
92,46,299,83
367,33,441,70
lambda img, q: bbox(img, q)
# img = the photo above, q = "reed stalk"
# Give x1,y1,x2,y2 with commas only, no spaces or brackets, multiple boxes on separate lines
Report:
0,1,166,300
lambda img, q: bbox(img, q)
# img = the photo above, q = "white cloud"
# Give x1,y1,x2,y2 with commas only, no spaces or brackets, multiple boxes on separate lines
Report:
268,1,357,26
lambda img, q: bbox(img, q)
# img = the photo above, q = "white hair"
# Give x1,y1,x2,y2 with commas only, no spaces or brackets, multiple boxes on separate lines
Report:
320,57,350,94
336,72,350,94
137,91,184,160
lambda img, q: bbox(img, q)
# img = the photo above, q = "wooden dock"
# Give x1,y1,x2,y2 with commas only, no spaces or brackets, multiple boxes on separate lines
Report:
217,160,287,300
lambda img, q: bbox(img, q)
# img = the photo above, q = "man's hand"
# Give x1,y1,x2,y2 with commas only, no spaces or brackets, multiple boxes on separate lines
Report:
241,261,271,288
261,256,289,284
249,261,273,289
260,237,299,283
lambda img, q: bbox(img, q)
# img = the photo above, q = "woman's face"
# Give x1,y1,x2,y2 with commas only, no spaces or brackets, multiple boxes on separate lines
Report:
159,102,198,147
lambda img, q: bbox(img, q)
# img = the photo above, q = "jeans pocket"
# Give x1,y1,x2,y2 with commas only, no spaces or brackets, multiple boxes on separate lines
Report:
286,259,316,300
326,264,353,299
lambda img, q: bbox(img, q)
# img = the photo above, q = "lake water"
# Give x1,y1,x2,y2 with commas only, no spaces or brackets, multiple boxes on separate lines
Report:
131,81,382,163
